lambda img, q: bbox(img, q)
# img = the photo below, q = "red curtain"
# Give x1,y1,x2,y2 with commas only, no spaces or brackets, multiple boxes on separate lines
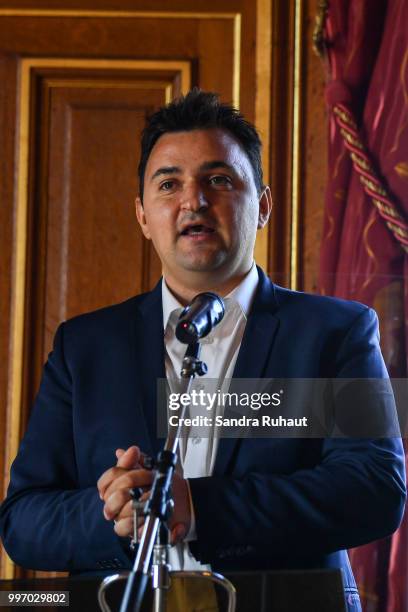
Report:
319,1,408,610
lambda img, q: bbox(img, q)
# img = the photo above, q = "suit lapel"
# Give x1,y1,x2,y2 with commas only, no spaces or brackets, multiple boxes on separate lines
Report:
133,280,166,457
213,269,280,475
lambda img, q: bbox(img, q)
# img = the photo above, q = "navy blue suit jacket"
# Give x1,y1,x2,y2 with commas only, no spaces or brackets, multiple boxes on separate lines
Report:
1,269,405,603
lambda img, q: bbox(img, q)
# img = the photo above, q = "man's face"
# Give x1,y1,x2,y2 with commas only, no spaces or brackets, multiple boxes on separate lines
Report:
136,128,270,291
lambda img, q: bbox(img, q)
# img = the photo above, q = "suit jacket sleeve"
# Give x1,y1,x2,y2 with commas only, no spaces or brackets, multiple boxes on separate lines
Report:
188,307,406,564
0,323,131,572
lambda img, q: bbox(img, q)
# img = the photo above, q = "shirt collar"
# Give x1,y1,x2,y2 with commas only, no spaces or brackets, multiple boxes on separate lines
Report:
162,263,259,330
162,279,184,330
224,262,258,317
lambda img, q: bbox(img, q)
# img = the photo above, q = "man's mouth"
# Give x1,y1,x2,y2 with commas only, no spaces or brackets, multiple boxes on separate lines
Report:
180,224,215,236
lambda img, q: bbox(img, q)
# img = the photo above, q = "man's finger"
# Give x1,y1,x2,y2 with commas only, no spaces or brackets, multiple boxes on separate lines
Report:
98,468,133,501
113,517,134,538
116,446,141,469
97,466,132,500
114,500,146,524
139,491,150,503
104,489,132,521
103,469,153,502
97,447,143,499
170,523,187,545
111,499,133,521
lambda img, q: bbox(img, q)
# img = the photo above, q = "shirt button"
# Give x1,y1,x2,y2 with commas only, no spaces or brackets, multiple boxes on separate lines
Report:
192,436,202,445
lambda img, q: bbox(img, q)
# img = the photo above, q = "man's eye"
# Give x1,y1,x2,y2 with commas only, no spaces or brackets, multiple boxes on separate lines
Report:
209,175,232,187
159,180,175,191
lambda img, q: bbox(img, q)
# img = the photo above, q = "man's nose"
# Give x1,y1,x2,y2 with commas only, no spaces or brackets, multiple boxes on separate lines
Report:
180,184,209,212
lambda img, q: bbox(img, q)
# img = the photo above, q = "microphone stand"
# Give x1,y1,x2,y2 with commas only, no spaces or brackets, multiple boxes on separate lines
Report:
98,342,236,612
109,342,206,612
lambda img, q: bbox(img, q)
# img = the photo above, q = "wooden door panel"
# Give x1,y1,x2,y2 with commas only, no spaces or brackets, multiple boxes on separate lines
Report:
0,14,238,105
45,77,181,358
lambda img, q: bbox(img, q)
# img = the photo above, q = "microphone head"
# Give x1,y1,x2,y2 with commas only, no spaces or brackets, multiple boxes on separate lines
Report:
175,292,225,344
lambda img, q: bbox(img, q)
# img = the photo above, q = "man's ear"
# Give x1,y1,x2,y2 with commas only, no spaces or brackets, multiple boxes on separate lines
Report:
135,196,151,240
258,185,273,229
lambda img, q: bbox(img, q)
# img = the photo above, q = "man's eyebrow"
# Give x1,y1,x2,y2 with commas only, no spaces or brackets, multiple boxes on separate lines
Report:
199,161,236,173
150,166,181,181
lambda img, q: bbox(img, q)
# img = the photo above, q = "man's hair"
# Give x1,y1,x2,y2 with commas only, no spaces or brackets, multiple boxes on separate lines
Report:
138,88,263,201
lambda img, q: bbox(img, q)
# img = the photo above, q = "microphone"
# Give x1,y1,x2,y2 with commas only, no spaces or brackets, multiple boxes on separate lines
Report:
176,292,225,344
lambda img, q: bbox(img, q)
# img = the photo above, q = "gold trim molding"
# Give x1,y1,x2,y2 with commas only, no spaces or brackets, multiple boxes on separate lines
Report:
0,9,238,19
290,0,302,290
254,0,271,271
19,57,192,84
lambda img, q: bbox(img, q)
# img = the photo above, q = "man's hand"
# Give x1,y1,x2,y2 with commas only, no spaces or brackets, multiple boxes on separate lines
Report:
97,446,152,539
97,446,191,544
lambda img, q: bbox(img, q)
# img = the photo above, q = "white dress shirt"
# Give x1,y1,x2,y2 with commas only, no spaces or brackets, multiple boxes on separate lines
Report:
162,264,259,570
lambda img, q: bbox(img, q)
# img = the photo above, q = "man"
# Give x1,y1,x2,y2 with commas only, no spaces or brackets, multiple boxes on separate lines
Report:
1,90,406,611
